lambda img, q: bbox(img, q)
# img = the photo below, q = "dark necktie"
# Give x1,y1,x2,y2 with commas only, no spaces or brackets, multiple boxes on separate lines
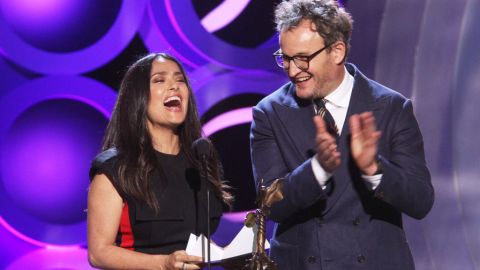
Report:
314,98,338,136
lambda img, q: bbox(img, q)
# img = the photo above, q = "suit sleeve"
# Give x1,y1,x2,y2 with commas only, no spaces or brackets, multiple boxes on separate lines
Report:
250,105,326,222
374,99,434,219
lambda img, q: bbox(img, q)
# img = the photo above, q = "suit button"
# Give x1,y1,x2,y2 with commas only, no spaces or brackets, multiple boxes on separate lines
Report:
376,190,385,199
307,256,316,263
357,255,366,263
353,217,360,226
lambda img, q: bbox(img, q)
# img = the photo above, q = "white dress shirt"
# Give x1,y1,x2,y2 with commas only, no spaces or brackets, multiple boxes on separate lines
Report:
311,67,382,190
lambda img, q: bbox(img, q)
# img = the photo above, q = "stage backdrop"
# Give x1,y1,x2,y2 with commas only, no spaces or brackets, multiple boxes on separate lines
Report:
0,0,478,269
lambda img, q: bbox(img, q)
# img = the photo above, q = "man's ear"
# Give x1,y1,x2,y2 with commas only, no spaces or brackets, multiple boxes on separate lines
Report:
331,41,347,64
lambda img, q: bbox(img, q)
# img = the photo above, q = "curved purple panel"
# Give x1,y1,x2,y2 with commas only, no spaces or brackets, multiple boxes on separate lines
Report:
0,76,116,246
0,0,146,74
192,69,287,116
148,0,279,70
6,248,94,270
202,107,253,136
0,0,121,53
0,56,33,101
404,0,473,269
2,99,106,224
348,0,386,79
452,0,480,267
350,1,477,269
200,0,250,33
373,0,426,97
139,2,207,69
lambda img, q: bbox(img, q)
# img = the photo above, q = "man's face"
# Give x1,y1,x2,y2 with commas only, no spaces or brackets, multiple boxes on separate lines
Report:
279,20,343,99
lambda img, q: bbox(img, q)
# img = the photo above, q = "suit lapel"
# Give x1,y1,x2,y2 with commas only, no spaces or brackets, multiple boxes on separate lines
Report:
323,64,388,214
272,84,317,161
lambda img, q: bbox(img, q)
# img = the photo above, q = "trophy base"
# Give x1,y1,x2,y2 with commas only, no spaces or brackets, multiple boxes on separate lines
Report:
243,253,278,270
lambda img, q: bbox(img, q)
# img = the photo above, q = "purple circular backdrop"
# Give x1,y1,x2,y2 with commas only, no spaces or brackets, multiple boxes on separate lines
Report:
0,0,146,74
0,76,116,246
146,0,278,70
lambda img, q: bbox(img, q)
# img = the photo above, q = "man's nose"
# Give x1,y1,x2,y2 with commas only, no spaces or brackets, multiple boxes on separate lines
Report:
287,60,302,77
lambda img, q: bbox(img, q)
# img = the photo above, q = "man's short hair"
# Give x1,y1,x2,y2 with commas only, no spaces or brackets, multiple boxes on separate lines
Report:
275,0,353,57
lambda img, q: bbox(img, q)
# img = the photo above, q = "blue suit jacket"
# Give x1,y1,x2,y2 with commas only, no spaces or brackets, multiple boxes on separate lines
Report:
250,64,434,270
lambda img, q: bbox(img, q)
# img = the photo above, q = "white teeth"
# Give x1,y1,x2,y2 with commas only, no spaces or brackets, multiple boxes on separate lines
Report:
297,76,310,82
164,96,181,103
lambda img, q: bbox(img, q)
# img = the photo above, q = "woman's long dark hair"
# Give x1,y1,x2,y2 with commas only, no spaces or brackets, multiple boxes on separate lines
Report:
102,53,233,212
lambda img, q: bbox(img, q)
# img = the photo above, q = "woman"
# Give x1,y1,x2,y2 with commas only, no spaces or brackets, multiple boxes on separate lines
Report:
87,53,233,270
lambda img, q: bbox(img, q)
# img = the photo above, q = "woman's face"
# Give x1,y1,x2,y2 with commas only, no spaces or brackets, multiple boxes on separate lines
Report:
146,57,189,131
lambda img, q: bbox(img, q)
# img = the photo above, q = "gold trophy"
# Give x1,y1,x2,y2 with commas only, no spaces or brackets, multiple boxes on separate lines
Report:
243,178,284,270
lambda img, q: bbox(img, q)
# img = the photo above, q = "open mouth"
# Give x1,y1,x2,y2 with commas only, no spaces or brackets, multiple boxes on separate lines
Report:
163,95,182,110
295,75,312,83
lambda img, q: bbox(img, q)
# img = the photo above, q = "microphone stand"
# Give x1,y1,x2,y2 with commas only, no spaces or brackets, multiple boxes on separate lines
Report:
207,186,211,270
200,153,211,270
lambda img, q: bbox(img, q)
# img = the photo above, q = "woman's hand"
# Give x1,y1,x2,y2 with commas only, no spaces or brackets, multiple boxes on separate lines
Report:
161,250,203,270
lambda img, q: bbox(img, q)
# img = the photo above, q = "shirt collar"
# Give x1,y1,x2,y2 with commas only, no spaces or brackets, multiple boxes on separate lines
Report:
324,66,354,108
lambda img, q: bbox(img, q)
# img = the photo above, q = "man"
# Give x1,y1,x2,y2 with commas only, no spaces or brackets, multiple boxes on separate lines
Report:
250,1,434,269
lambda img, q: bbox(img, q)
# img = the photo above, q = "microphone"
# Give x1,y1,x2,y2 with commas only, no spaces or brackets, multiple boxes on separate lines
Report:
192,138,212,270
193,137,211,161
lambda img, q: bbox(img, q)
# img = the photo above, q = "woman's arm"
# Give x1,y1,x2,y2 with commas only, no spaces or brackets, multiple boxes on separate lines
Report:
87,174,202,270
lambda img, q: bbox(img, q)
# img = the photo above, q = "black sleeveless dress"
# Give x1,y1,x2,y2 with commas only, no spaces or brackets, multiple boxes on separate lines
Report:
89,148,224,254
